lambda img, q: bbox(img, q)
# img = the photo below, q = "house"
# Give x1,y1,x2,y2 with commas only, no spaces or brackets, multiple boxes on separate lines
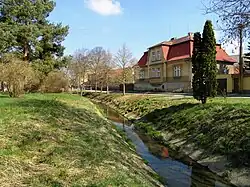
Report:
134,33,237,93
87,67,134,91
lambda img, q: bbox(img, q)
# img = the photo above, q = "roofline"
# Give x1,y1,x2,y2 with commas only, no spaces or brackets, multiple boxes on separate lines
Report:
148,43,169,49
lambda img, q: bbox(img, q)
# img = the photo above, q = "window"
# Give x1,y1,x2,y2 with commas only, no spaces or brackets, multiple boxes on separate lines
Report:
151,68,161,78
157,51,161,60
156,68,160,77
152,51,156,61
173,65,181,77
139,70,145,79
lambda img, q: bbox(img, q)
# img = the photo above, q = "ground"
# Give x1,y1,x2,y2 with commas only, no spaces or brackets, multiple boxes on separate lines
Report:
85,92,250,186
0,93,163,187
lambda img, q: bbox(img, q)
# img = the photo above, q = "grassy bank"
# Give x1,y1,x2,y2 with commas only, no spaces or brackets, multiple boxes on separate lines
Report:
85,93,250,168
0,93,163,187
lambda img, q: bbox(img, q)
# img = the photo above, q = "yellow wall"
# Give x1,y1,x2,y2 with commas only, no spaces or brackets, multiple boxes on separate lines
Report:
243,77,250,91
166,60,192,82
148,63,164,83
216,74,233,93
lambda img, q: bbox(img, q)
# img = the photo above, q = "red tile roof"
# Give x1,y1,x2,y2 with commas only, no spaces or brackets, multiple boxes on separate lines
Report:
137,51,148,67
216,45,236,63
137,33,237,66
168,42,191,61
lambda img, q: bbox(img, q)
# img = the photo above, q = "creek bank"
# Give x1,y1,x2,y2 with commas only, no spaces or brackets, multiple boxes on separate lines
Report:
84,92,250,187
0,93,164,187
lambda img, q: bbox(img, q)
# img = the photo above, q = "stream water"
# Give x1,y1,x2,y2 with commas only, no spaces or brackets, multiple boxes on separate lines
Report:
95,102,236,187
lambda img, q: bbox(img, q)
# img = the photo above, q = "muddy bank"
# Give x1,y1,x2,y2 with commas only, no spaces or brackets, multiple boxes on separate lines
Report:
84,92,250,187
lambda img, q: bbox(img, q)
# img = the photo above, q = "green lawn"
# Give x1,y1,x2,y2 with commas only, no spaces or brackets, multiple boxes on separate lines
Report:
85,93,250,167
0,93,162,187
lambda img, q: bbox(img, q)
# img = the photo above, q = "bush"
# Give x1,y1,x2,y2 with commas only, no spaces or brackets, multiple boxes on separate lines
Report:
0,56,36,97
41,71,69,93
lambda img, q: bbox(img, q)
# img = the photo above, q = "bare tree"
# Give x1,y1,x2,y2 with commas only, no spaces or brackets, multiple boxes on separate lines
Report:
89,47,107,92
114,44,135,95
204,0,250,92
100,51,113,94
69,48,90,95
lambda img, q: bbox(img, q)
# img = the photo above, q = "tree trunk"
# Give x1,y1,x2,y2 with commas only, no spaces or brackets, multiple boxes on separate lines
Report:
23,43,29,61
0,81,4,92
80,86,83,96
101,85,103,93
201,97,207,104
123,83,126,95
77,78,81,95
106,84,109,94
95,82,98,92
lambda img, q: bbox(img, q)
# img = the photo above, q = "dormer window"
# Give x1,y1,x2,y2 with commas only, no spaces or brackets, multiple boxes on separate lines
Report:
157,51,161,60
152,51,156,61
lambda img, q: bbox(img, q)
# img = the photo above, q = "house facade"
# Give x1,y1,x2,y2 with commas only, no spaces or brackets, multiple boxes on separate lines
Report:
134,33,237,92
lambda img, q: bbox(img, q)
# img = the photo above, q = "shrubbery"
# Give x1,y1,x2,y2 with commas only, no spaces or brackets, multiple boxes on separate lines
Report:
41,71,69,93
0,56,37,97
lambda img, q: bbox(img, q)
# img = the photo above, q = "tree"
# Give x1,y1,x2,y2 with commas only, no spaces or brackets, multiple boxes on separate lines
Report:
205,0,250,39
0,0,69,63
88,47,107,92
192,32,204,101
203,20,217,98
114,44,135,95
192,21,217,104
69,49,91,95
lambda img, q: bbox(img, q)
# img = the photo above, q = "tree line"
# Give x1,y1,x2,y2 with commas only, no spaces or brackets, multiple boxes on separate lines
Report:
0,0,136,97
68,44,136,96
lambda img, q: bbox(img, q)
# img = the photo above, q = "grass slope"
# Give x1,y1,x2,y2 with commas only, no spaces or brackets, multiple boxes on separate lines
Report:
0,93,162,187
85,93,250,167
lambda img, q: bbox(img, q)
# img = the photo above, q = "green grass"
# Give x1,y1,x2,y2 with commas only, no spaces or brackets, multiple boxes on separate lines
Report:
0,93,162,187
85,93,250,167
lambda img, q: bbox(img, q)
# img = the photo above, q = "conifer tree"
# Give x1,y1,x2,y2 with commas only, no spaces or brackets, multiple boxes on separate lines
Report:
192,20,217,104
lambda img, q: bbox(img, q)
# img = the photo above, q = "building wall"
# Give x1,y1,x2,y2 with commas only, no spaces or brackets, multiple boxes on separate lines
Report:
216,74,233,93
148,63,164,84
243,77,250,92
165,60,192,92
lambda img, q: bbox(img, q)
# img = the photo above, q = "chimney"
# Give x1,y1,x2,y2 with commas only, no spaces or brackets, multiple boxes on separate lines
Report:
188,32,193,37
171,37,176,41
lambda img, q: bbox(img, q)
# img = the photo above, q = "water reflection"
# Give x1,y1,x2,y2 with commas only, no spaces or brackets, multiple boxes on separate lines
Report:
96,102,235,187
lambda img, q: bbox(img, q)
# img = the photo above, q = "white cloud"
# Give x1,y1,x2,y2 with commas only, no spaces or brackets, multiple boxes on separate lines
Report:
85,0,123,16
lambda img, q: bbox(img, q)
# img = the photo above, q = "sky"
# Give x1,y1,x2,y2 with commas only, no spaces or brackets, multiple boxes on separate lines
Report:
48,0,243,59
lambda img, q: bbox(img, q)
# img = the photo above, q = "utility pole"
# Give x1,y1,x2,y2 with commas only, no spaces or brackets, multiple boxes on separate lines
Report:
238,24,244,93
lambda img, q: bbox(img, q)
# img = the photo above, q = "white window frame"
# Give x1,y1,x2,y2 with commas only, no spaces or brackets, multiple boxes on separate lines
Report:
151,68,161,78
156,68,161,77
152,51,156,61
139,70,145,79
157,51,161,60
173,65,181,77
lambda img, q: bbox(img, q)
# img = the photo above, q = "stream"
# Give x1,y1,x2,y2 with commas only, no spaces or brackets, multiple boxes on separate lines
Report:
95,102,236,187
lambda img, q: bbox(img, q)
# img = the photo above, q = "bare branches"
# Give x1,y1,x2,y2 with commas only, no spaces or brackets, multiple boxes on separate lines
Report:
114,44,135,95
114,44,134,69
204,0,250,40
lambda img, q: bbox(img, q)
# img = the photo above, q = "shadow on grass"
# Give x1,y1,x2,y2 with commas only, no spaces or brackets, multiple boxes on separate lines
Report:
0,94,10,98
142,103,198,122
138,102,250,169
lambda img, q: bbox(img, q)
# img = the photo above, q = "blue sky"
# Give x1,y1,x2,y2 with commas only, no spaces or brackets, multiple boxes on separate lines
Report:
49,0,238,59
